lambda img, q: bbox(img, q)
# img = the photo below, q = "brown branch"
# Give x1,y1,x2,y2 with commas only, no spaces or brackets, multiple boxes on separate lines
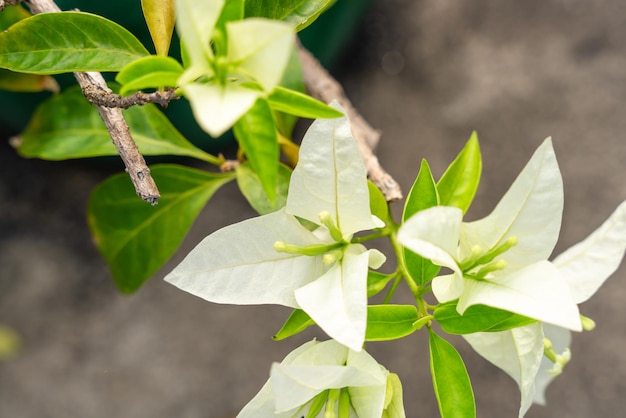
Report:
24,0,160,205
297,44,403,202
82,85,179,109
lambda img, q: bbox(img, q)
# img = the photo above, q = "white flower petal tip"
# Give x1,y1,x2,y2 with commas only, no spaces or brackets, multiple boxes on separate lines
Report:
238,340,401,418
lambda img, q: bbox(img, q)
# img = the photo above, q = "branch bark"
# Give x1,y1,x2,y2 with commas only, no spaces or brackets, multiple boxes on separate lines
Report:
297,44,403,202
24,0,160,205
0,0,23,11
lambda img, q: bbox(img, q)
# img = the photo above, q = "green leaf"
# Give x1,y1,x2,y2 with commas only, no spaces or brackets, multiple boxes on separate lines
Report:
216,0,245,32
368,180,390,227
88,164,234,293
268,86,343,119
233,98,279,202
365,305,420,342
0,68,59,93
0,12,149,74
429,329,476,418
16,86,219,164
141,0,176,56
437,132,482,215
116,55,184,95
274,46,305,137
434,302,537,335
245,0,337,31
236,162,291,215
0,3,31,31
273,309,315,340
367,271,394,297
175,0,223,69
402,159,441,286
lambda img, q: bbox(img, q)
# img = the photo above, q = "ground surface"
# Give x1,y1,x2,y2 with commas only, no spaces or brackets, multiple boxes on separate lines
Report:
2,0,626,417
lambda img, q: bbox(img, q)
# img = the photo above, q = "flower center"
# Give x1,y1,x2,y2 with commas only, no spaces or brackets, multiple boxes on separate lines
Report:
460,236,518,279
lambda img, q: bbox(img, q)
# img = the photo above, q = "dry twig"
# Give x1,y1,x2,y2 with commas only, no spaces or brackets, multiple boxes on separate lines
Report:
297,44,403,202
24,0,160,205
82,85,179,109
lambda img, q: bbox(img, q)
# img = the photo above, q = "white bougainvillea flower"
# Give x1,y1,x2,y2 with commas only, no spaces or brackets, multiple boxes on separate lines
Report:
238,339,405,418
398,138,582,331
175,0,294,137
165,104,385,351
463,197,626,417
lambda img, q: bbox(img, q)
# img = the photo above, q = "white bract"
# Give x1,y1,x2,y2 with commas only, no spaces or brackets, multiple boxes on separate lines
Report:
165,104,385,351
238,339,405,418
175,0,294,137
464,199,626,417
398,138,581,331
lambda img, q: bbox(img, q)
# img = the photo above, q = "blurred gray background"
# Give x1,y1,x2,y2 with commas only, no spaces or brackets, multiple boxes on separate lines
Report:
2,0,626,416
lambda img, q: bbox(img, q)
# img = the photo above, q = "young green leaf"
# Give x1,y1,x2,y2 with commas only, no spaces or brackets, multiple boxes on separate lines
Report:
437,132,482,214
367,271,395,297
273,309,315,340
175,0,224,69
116,55,184,95
215,0,245,33
434,302,537,335
428,330,476,418
365,305,420,342
141,0,176,56
274,47,306,137
0,3,31,31
368,180,390,226
245,0,337,31
88,164,235,293
236,162,292,215
0,12,149,74
402,159,441,286
0,69,59,93
268,86,343,119
16,86,218,164
233,98,280,202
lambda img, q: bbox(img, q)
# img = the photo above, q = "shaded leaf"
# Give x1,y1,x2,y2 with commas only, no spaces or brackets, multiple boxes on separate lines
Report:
116,55,183,95
0,68,59,93
434,302,537,335
141,0,176,56
0,12,149,74
236,162,292,215
365,305,419,342
437,132,482,214
368,180,390,228
16,86,218,163
273,309,315,340
402,159,440,286
245,0,336,31
429,330,476,418
88,164,234,292
233,98,279,202
0,3,31,31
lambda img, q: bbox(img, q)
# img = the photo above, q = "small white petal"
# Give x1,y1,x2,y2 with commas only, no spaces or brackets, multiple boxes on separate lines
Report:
553,200,626,303
182,83,260,137
165,209,327,307
463,138,564,270
464,323,544,418
368,248,387,269
431,273,464,303
295,250,370,351
459,261,581,331
287,103,380,235
397,206,463,275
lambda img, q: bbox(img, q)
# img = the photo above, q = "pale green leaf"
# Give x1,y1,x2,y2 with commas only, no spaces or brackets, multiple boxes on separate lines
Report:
141,0,176,56
233,98,280,202
429,330,476,418
227,18,294,91
16,86,218,163
273,309,315,341
287,102,382,236
365,305,419,342
368,180,390,226
116,55,183,95
268,86,343,119
367,271,395,297
553,199,626,303
183,82,260,137
88,164,234,292
437,132,481,215
164,208,328,306
0,12,149,74
236,162,291,215
434,302,536,335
